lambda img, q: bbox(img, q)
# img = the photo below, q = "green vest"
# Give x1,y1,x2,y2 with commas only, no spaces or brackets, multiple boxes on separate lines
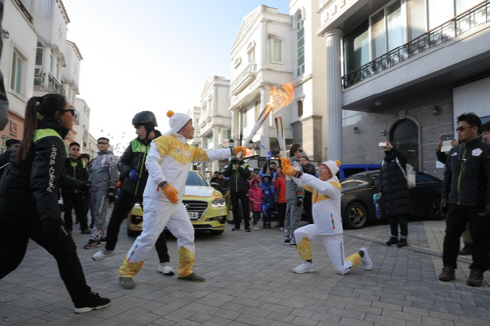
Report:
33,129,69,158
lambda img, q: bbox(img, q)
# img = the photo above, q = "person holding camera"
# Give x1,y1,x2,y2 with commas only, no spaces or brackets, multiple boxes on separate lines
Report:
378,141,413,248
224,156,252,231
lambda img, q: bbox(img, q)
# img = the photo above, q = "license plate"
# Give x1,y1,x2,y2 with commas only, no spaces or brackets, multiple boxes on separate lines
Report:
188,212,199,220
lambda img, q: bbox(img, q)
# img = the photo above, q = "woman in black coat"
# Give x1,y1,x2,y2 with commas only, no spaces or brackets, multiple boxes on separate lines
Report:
378,142,413,247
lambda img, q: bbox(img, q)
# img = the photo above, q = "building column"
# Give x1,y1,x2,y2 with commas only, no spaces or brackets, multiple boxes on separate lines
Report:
230,108,238,143
324,29,343,161
212,86,218,116
259,86,270,157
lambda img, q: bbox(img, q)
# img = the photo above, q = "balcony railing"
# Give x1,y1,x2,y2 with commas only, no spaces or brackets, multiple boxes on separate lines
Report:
48,73,64,95
342,0,490,89
34,73,45,86
230,63,257,93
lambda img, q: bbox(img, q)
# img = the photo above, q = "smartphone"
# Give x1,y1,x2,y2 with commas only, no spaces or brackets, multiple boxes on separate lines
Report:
378,141,387,147
440,133,455,152
440,133,454,141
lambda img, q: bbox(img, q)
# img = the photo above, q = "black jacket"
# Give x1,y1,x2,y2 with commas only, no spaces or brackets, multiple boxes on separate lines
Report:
442,138,490,208
223,160,251,193
436,150,447,164
378,147,413,218
118,131,161,198
62,157,89,194
0,146,17,179
0,117,69,225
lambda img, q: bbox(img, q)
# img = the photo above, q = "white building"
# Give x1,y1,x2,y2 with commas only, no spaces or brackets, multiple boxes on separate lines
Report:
0,0,37,151
198,76,231,177
229,5,293,161
87,133,97,160
187,106,201,147
317,0,490,177
288,0,327,162
74,97,91,153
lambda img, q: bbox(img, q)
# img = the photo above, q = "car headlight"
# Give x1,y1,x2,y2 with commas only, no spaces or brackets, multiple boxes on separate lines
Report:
212,198,226,207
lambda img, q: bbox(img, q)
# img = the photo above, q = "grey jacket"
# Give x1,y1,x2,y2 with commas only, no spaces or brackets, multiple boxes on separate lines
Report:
286,157,303,201
89,150,118,191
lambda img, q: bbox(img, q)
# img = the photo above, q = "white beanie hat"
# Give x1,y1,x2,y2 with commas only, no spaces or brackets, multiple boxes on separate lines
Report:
167,110,191,133
320,160,340,176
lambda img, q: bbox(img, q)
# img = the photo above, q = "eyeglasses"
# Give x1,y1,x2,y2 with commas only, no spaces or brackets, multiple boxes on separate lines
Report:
456,126,476,132
97,142,108,145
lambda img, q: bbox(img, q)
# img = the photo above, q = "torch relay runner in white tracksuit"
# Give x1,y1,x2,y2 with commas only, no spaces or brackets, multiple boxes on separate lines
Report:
118,110,247,288
281,158,374,274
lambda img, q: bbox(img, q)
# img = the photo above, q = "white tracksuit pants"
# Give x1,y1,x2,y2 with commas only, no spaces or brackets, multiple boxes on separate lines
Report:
119,196,195,278
294,224,360,275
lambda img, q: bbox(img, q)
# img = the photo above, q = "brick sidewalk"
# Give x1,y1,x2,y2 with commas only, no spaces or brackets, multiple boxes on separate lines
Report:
1,212,489,326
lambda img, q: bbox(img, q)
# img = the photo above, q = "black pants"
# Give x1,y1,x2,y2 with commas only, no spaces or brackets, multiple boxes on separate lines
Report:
105,190,169,263
443,204,489,272
303,191,313,224
389,214,408,238
0,201,91,305
63,192,88,231
231,191,250,229
277,203,287,227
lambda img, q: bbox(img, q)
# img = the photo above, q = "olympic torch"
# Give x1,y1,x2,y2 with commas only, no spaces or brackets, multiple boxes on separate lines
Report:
274,116,286,158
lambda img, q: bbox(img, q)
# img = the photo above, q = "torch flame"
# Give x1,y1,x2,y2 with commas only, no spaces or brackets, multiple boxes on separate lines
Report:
269,82,295,113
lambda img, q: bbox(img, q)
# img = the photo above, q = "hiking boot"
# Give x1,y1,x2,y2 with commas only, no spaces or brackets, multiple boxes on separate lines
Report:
359,247,373,271
84,239,101,249
157,263,175,276
397,239,408,248
459,243,472,255
73,292,110,314
81,228,91,234
92,248,116,261
386,237,399,246
293,261,316,274
178,272,205,282
119,277,136,289
284,239,290,245
467,269,483,287
438,266,455,282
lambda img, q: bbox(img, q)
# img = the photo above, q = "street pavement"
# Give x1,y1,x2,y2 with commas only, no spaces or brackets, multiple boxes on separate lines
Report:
1,210,490,326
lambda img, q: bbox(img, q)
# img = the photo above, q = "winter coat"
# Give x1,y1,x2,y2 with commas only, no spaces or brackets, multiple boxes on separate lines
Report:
378,147,413,218
286,156,303,200
89,149,118,192
248,179,262,212
118,131,162,198
144,132,233,203
62,157,89,194
0,116,70,225
293,174,343,235
260,174,275,208
223,160,251,193
0,146,17,179
274,173,287,204
442,138,490,208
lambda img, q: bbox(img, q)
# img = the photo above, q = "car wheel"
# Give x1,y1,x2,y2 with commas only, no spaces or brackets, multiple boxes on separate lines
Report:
429,197,445,220
344,202,368,229
210,230,224,235
127,229,141,237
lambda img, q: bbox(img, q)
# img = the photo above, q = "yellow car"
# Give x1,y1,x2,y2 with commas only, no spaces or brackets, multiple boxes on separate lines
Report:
127,170,228,237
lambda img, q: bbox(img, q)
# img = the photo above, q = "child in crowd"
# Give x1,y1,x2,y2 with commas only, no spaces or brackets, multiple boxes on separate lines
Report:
260,174,275,229
249,179,262,231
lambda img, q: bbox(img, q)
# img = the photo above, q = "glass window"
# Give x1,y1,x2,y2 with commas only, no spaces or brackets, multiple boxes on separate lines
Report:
55,64,60,79
297,100,303,117
428,0,454,29
408,0,427,40
49,51,55,73
248,50,255,63
371,11,386,59
272,39,282,62
11,52,22,94
35,43,43,66
416,173,436,183
456,0,481,14
297,11,305,75
186,171,208,187
387,0,404,51
344,20,369,73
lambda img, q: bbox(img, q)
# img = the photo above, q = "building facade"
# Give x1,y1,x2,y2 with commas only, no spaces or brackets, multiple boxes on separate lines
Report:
317,0,490,178
229,5,294,160
74,97,91,153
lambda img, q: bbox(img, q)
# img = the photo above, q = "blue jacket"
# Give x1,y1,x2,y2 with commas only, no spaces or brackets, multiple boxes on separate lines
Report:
260,174,275,208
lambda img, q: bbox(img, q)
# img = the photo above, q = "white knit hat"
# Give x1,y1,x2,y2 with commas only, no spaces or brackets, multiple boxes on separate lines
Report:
320,160,340,176
167,110,191,133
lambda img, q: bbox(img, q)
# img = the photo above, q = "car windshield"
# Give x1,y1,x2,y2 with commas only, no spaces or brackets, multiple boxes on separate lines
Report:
341,174,375,188
186,172,209,187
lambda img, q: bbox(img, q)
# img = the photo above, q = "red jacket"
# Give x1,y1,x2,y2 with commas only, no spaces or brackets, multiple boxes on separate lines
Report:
274,174,287,204
248,179,262,212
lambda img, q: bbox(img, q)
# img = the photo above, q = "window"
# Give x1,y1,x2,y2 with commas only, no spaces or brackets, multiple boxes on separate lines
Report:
407,0,427,41
387,0,404,51
271,39,282,63
49,51,55,73
344,20,369,74
35,43,43,66
456,0,481,14
297,100,303,117
248,50,255,63
55,64,60,79
11,52,23,94
241,110,247,128
428,0,455,29
297,11,305,75
255,101,260,119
